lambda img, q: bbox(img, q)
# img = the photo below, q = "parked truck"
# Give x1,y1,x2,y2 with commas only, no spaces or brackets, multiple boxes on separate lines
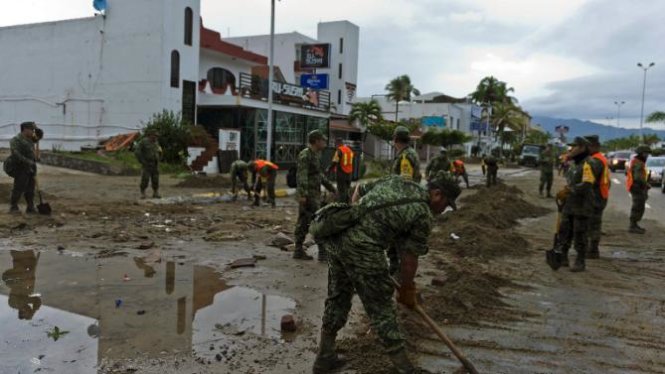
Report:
518,143,544,167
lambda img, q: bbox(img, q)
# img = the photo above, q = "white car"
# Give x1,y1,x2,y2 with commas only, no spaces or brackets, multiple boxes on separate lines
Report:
644,156,665,188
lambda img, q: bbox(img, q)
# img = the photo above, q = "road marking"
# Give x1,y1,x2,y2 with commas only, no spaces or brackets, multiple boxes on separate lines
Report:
646,203,652,210
612,178,621,185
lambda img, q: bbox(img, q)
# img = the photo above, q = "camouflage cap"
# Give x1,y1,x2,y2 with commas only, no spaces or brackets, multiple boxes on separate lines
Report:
635,144,652,154
308,129,327,143
567,136,591,147
20,121,36,130
583,135,600,145
393,125,410,137
427,170,461,210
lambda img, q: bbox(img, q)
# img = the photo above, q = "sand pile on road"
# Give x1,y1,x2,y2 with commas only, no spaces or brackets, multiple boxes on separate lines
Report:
175,175,232,189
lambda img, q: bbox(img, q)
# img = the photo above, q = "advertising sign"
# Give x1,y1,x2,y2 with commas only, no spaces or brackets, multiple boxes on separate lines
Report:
421,116,446,127
219,129,241,158
300,44,331,69
300,74,329,90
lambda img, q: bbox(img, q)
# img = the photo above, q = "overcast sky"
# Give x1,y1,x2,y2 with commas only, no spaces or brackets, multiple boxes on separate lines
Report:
2,0,664,128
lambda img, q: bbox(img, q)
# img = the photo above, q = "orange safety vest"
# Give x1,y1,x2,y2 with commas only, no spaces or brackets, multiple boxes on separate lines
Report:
452,160,465,175
337,145,354,174
591,152,610,200
254,159,279,172
625,158,646,192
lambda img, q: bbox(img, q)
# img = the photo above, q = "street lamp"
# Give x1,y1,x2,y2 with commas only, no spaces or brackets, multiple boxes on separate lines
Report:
614,100,625,127
605,116,613,126
637,62,655,138
266,0,279,161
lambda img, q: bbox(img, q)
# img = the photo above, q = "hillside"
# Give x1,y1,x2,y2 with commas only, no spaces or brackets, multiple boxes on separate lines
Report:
532,116,665,141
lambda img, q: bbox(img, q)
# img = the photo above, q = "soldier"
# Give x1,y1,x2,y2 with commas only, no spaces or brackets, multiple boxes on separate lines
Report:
452,159,470,188
312,172,460,374
328,138,354,203
229,159,252,201
554,137,596,272
248,159,278,207
484,154,499,187
585,135,610,257
294,130,337,261
8,122,38,214
391,126,421,183
425,147,451,181
626,145,651,234
135,129,163,199
539,144,555,197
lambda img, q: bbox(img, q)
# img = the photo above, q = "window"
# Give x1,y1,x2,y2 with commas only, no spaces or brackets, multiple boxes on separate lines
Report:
171,50,180,88
207,67,236,93
339,38,344,54
337,90,342,105
457,118,461,130
184,7,193,46
338,63,343,79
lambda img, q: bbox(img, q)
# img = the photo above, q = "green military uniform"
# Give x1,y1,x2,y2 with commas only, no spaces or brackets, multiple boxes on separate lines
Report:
485,155,499,187
628,145,651,233
136,135,162,198
229,160,251,199
555,137,596,272
391,146,421,183
8,130,37,213
425,151,451,180
585,135,610,258
294,131,336,260
539,147,555,197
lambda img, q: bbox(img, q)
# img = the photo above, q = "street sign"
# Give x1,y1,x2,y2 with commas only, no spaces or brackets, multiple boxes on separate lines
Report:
300,74,329,90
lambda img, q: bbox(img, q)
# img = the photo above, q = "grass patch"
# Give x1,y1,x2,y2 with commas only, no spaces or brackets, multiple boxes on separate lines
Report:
56,150,187,174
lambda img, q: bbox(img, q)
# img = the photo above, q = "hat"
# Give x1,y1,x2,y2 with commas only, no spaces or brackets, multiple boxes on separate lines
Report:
567,136,590,147
308,129,327,143
20,121,36,130
393,125,410,137
635,144,652,154
427,171,461,211
583,135,600,145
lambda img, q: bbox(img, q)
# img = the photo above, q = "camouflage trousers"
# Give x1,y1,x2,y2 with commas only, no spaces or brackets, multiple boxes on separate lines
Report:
336,173,352,203
10,171,36,209
294,198,320,247
321,239,404,353
539,172,553,195
630,190,648,224
556,213,589,256
486,167,498,187
232,172,250,196
587,207,605,242
140,165,159,191
255,172,276,203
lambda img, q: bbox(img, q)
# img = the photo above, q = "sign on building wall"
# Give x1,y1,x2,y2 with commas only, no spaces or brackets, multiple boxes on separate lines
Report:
219,129,241,158
300,44,331,69
421,116,446,127
345,82,357,104
300,74,329,89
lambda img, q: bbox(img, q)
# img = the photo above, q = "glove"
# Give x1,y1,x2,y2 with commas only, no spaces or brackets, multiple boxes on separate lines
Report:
556,186,570,202
396,282,417,309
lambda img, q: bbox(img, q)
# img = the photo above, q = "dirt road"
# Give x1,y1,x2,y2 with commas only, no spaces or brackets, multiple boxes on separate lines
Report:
0,166,663,373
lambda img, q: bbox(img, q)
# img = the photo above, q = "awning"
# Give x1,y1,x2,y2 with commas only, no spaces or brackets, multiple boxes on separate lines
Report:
330,120,361,133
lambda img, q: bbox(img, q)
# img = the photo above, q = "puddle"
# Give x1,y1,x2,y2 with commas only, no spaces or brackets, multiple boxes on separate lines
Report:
0,247,295,373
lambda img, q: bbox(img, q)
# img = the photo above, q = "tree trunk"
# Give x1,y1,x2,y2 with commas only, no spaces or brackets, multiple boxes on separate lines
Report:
395,101,399,122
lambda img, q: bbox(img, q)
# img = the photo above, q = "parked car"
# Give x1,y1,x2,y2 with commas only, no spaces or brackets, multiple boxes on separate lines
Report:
608,151,632,172
645,156,665,187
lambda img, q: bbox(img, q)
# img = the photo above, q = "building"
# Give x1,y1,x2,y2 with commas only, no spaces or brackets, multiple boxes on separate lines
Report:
0,0,357,168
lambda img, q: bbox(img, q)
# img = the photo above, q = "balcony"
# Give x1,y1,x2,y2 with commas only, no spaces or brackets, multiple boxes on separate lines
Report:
238,72,331,113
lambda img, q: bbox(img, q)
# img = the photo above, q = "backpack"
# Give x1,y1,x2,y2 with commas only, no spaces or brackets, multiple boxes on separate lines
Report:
309,197,427,241
3,155,17,178
286,166,297,188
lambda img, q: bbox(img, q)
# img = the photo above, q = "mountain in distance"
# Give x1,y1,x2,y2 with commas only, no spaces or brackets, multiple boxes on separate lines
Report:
531,116,665,142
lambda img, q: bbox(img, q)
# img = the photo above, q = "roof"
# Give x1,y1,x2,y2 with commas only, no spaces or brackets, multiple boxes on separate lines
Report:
330,119,361,133
200,25,267,64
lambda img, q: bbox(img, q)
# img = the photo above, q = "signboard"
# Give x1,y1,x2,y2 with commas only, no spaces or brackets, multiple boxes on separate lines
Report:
219,129,241,158
421,116,446,127
555,125,569,134
300,74,329,89
300,44,331,69
345,82,357,103
470,120,489,132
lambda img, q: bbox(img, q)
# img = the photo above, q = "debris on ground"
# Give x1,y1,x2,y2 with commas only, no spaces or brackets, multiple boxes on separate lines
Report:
266,232,294,247
204,231,246,242
229,258,257,269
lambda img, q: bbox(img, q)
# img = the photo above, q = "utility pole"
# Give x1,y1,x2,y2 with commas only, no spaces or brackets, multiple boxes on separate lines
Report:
637,62,655,139
266,0,276,161
614,100,625,127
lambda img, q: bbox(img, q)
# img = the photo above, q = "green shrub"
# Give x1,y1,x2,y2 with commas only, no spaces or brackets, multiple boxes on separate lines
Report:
141,111,192,165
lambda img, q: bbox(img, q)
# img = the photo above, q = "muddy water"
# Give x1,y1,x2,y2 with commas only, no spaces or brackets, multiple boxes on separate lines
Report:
0,246,295,374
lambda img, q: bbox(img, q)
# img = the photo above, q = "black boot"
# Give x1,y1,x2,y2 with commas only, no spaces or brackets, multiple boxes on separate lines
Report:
560,248,569,267
388,349,415,374
587,240,600,259
253,194,260,207
293,245,313,260
312,331,346,374
629,221,645,234
570,250,586,272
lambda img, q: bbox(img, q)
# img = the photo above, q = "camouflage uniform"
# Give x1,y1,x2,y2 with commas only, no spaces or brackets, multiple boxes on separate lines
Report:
586,136,610,257
229,160,251,198
136,137,162,196
485,155,499,187
425,153,451,180
320,176,432,353
539,147,555,197
629,154,649,230
391,146,421,183
9,133,37,212
295,146,336,251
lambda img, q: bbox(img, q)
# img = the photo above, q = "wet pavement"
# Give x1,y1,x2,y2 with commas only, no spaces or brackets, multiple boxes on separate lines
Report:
0,246,295,374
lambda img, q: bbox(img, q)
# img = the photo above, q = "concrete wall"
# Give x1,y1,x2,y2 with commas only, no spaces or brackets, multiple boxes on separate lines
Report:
317,21,359,116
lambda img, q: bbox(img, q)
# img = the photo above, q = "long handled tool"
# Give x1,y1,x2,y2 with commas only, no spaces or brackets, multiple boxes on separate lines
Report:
391,278,479,374
35,177,52,215
545,199,564,270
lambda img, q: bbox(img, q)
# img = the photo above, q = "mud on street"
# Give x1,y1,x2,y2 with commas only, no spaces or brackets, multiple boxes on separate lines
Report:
1,168,664,373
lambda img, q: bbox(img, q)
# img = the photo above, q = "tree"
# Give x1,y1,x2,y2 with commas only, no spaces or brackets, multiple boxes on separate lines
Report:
349,99,383,130
141,110,192,165
490,102,523,153
469,76,516,106
366,120,398,142
420,128,472,148
646,111,665,124
524,129,551,145
385,75,420,121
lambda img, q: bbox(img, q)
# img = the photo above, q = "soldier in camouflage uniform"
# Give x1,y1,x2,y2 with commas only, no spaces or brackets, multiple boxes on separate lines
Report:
539,144,555,197
484,154,499,187
229,160,251,201
585,135,610,258
424,147,452,181
554,137,599,272
627,145,651,234
312,172,460,374
294,130,337,261
135,130,163,199
391,126,421,182
8,122,38,214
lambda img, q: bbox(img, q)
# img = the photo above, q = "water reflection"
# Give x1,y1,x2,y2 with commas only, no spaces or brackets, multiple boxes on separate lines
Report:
1,250,42,320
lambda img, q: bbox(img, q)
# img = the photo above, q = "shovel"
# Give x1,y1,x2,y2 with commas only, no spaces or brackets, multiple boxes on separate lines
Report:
35,178,52,215
545,199,564,270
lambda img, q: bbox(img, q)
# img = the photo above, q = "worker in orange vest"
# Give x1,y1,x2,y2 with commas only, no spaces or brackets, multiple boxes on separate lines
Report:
328,138,354,203
249,159,279,207
626,145,651,234
452,159,469,188
584,135,610,258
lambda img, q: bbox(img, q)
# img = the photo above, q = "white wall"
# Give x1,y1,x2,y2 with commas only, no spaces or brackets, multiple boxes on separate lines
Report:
317,21,359,116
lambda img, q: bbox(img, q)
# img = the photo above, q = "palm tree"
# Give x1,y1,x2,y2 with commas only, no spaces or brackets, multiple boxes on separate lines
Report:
470,76,516,106
646,111,665,124
491,102,522,154
349,99,383,131
385,75,420,121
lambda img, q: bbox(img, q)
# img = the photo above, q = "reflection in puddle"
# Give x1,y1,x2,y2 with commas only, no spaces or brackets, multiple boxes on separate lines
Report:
0,249,295,373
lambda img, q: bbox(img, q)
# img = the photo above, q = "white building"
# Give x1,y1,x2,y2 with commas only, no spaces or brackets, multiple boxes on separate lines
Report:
0,0,348,168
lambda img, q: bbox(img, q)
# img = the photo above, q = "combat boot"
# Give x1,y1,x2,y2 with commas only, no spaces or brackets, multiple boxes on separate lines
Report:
388,349,415,374
140,190,147,199
253,194,260,207
587,240,600,259
312,331,346,374
293,245,313,260
570,251,586,272
152,190,161,199
26,206,37,215
629,222,645,234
